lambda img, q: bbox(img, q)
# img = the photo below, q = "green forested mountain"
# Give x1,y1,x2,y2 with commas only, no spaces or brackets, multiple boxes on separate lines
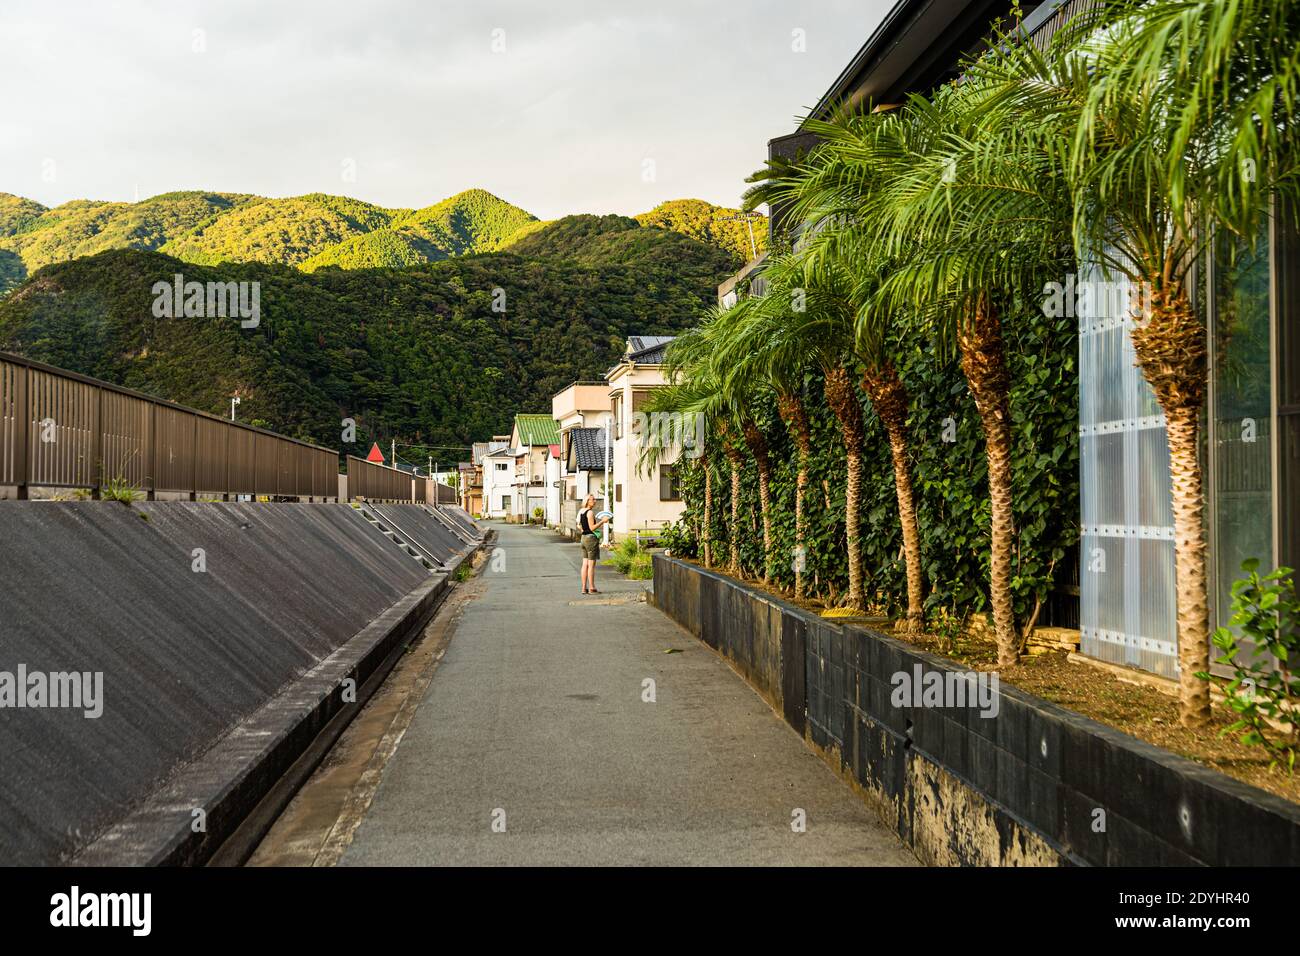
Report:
0,227,727,451
635,198,766,264
0,192,257,289
0,188,764,293
504,214,736,280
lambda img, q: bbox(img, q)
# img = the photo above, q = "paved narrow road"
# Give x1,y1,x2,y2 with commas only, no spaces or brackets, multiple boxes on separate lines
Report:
339,523,917,866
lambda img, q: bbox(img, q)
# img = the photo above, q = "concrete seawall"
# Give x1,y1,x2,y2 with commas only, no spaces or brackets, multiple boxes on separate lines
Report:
0,501,474,865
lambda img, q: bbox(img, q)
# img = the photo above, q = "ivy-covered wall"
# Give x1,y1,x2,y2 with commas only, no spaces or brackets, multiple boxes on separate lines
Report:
661,301,1079,629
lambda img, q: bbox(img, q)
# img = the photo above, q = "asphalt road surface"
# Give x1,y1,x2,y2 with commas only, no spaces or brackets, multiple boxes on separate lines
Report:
318,522,917,866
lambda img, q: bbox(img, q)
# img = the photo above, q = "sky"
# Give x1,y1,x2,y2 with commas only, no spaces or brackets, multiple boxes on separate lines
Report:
0,0,895,219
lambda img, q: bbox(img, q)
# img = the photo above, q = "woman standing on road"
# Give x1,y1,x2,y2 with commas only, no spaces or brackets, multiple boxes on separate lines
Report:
579,494,609,594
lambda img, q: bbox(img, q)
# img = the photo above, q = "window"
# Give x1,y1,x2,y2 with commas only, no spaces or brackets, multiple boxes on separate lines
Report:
495,462,508,472
631,390,652,437
501,496,510,511
611,393,623,439
659,464,681,501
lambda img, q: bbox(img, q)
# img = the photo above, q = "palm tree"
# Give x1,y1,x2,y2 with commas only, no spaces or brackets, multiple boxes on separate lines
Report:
643,316,760,577
774,57,1073,662
978,0,1300,720
750,134,932,622
712,293,818,598
749,252,871,610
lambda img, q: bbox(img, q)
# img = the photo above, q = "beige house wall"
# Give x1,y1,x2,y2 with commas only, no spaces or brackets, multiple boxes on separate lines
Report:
607,363,685,537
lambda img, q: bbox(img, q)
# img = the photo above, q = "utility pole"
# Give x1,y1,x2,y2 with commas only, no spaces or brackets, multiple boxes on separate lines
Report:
390,439,395,467
603,412,612,545
230,395,240,421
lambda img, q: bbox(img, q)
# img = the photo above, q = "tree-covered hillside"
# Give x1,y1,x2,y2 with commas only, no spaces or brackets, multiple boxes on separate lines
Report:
0,188,766,293
636,198,766,265
0,191,258,290
503,214,736,281
0,234,723,455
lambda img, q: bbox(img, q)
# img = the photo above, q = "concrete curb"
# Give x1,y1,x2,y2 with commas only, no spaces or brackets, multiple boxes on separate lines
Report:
75,544,482,866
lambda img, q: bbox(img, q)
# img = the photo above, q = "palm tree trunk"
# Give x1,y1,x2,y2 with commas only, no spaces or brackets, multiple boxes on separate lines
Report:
824,364,865,610
1130,282,1211,727
958,297,1016,666
742,420,773,583
725,445,743,574
702,459,713,568
862,363,924,633
778,393,812,600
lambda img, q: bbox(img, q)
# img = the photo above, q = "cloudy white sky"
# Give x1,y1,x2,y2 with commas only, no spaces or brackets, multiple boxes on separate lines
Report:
1,0,894,218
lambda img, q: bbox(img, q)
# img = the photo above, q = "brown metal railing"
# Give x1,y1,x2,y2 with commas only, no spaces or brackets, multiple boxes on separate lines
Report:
0,351,339,500
345,455,417,503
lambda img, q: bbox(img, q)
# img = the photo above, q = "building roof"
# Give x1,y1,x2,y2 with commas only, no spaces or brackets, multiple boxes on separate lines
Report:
801,0,1030,124
514,413,560,447
472,440,508,465
567,427,609,472
626,335,675,364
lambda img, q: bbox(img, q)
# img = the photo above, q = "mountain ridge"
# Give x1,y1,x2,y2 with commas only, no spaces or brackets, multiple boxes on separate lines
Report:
0,189,765,293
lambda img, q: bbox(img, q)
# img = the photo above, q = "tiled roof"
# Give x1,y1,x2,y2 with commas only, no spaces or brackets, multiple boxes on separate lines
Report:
626,335,674,365
567,427,608,472
514,413,560,447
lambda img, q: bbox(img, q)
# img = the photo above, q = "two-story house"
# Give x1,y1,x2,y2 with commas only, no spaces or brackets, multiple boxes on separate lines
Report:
509,414,560,523
552,381,612,534
606,335,687,539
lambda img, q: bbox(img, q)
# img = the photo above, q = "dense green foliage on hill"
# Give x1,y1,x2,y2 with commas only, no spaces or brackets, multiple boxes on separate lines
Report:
0,234,725,453
0,191,257,290
299,189,539,271
503,214,736,282
636,199,766,265
0,188,766,294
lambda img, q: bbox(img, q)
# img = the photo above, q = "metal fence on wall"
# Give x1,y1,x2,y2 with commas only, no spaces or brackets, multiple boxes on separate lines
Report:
0,351,339,500
345,455,419,503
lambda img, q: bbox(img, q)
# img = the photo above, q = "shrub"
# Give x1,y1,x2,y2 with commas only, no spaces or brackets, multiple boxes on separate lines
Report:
605,537,653,578
1197,560,1300,773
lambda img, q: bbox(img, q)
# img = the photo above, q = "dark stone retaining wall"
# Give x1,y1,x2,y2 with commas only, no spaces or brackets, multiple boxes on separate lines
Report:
653,554,1300,866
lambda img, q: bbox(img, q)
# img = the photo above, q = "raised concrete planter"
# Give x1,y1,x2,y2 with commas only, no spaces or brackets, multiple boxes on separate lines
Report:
653,553,1300,866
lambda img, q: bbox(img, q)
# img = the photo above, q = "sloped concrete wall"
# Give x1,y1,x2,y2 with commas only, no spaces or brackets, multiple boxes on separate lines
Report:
369,504,465,563
0,501,431,865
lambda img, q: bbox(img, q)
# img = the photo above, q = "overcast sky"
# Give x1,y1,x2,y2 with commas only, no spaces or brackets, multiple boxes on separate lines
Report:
0,0,894,218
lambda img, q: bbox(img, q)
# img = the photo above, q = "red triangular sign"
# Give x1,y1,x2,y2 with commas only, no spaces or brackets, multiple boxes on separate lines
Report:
366,442,385,463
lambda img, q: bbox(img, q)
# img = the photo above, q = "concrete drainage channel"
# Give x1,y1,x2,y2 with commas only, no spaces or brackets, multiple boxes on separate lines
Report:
0,500,487,866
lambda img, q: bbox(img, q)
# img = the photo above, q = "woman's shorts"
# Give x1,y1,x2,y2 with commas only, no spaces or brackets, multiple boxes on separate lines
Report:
581,533,600,559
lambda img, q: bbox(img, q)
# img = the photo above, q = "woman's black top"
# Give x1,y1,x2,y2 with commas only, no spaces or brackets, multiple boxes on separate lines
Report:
579,510,593,535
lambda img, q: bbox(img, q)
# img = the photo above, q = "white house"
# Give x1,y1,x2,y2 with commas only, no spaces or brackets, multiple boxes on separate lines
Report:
509,413,560,523
481,445,516,518
606,335,689,538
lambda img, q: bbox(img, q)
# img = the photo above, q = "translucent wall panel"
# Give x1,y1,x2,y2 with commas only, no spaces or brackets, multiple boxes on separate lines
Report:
1210,232,1273,633
1078,265,1178,677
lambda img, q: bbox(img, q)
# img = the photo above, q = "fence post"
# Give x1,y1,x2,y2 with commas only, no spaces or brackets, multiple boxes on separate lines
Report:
224,425,231,501
146,403,157,500
15,365,29,500
91,386,102,499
